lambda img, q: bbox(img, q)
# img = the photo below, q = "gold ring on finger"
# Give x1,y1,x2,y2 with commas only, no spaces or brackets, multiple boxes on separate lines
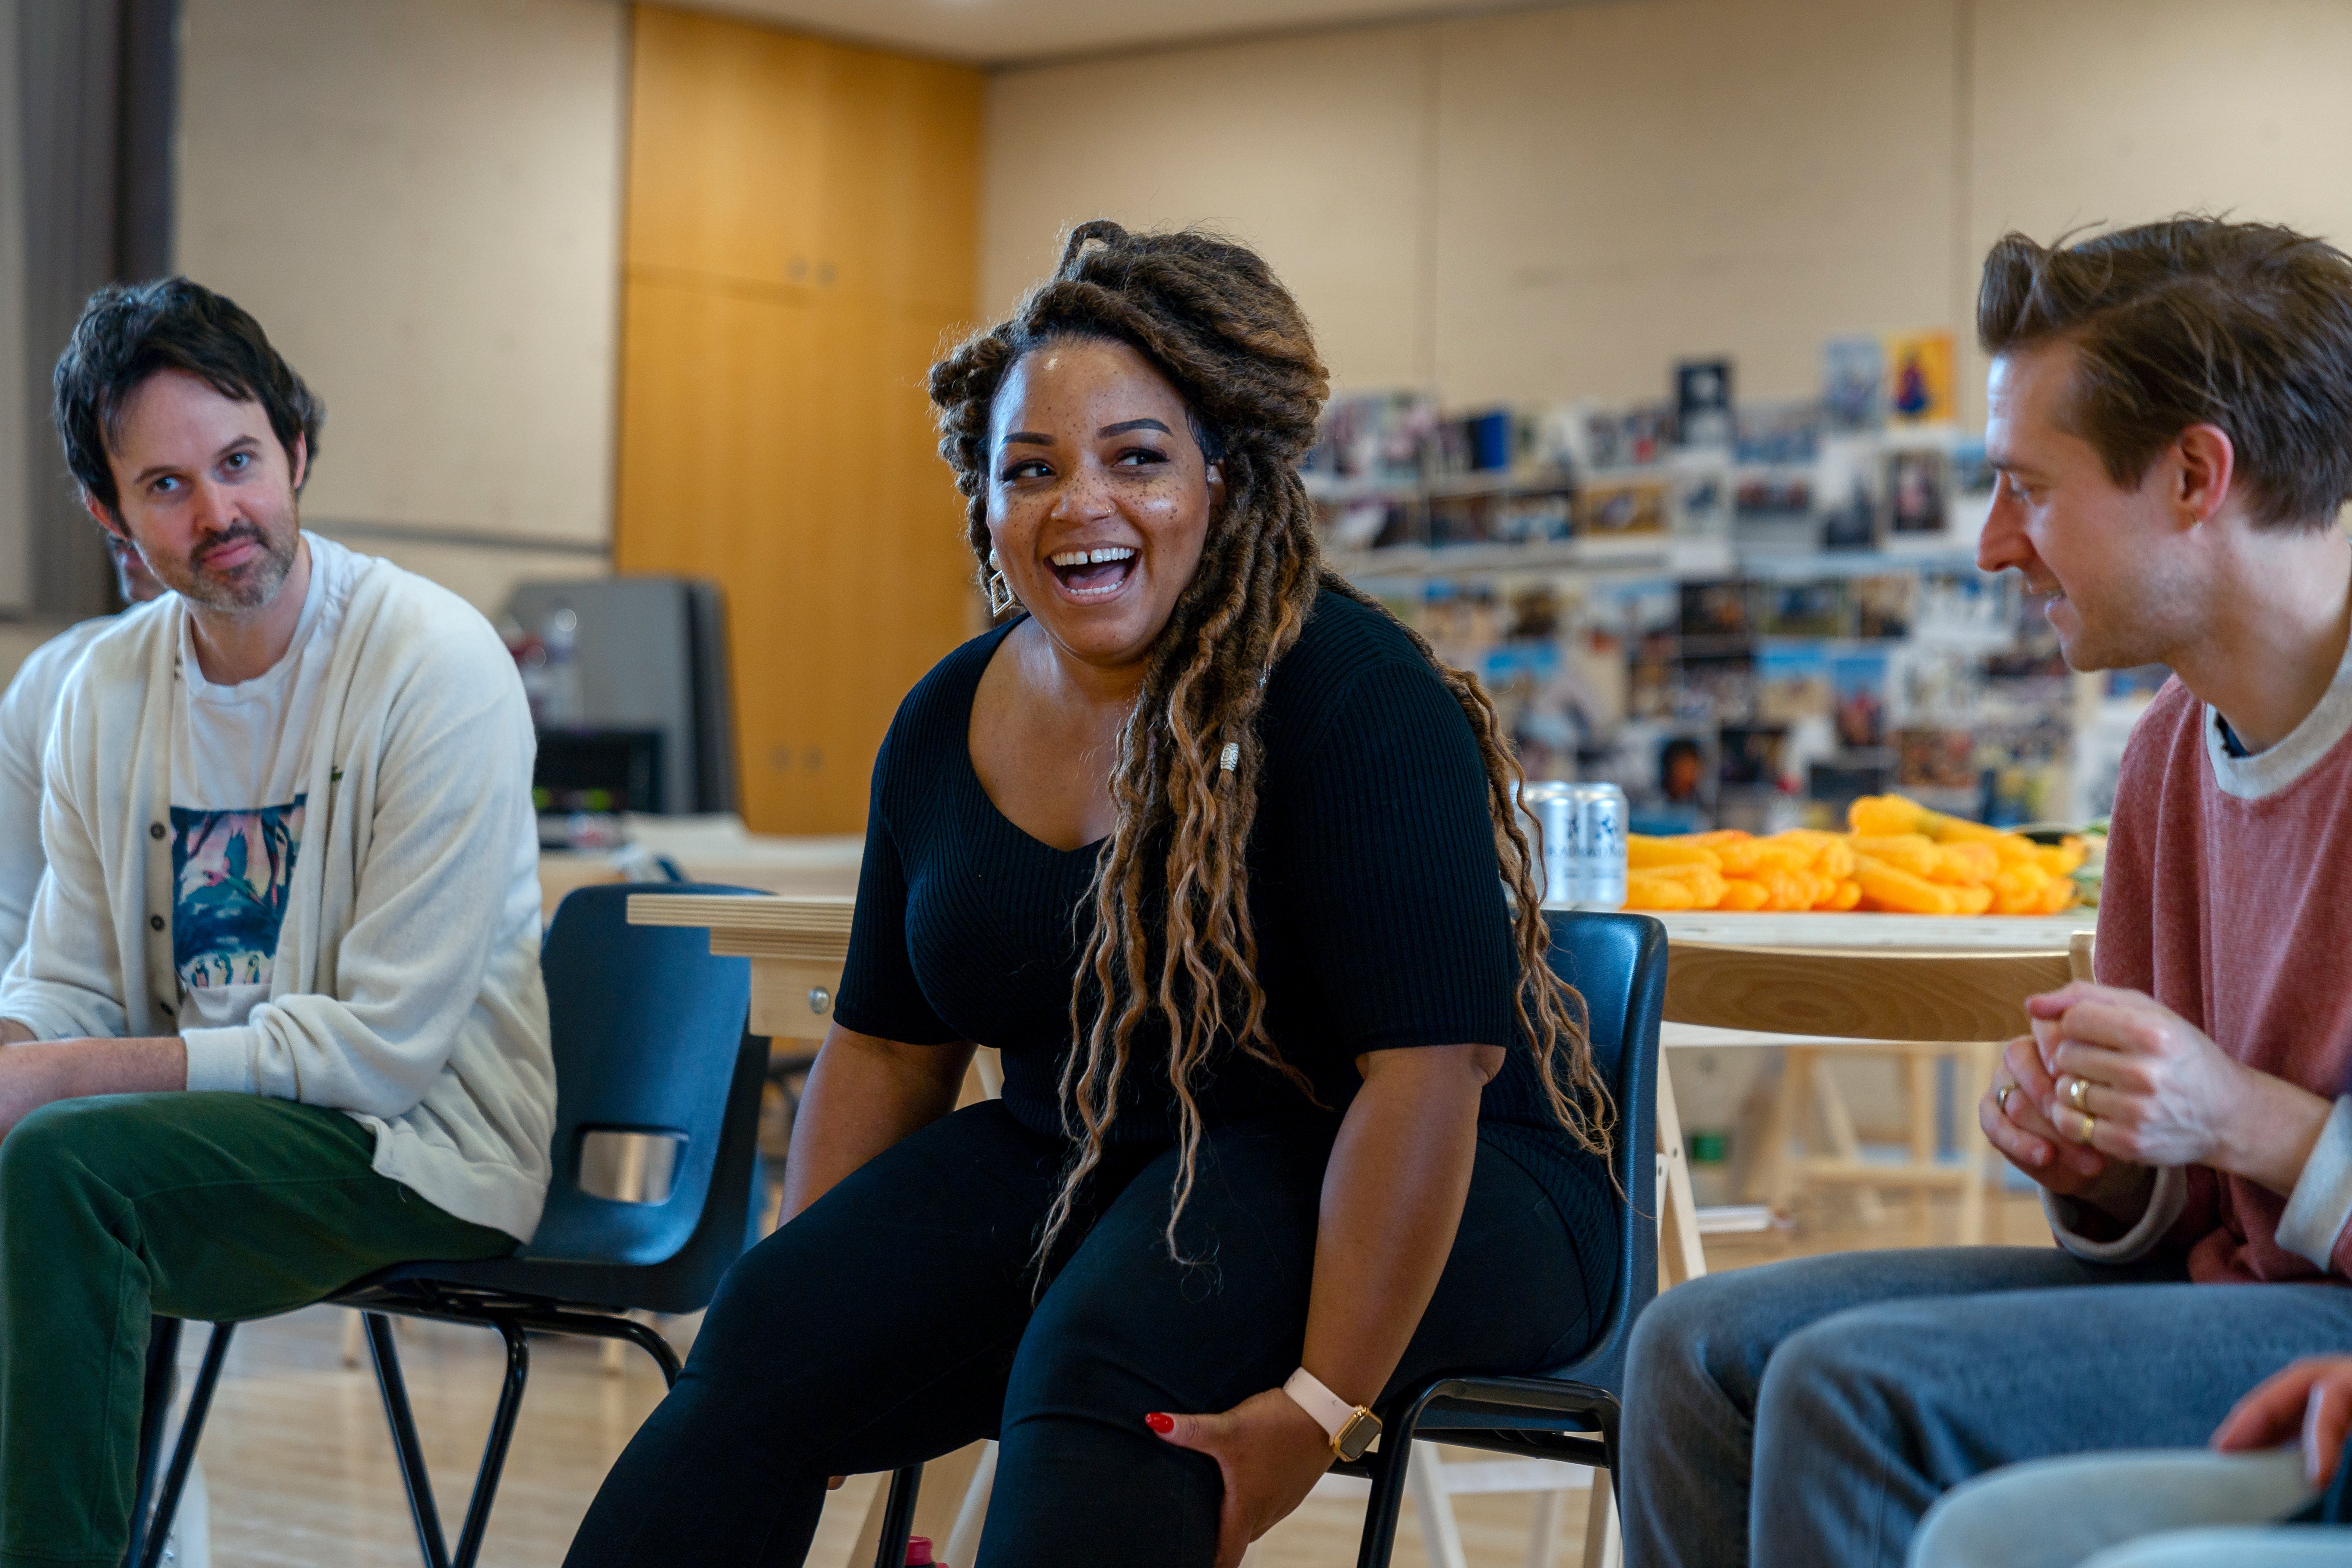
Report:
2067,1077,2090,1112
1996,1084,2013,1115
2077,1110,2096,1143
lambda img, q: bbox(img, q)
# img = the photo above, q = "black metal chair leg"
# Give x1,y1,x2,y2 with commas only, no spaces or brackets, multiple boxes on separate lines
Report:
449,1320,530,1568
366,1311,453,1568
1352,1430,1416,1568
133,1322,234,1568
872,1464,922,1568
123,1317,183,1568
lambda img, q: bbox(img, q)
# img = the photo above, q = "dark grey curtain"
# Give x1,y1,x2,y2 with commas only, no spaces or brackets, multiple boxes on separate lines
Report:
13,0,177,618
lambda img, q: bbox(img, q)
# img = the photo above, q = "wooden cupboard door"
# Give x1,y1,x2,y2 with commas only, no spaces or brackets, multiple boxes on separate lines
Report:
619,5,983,835
616,279,975,834
626,6,825,290
812,47,985,316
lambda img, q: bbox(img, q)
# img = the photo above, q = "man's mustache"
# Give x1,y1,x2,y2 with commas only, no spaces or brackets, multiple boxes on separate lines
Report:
191,525,268,567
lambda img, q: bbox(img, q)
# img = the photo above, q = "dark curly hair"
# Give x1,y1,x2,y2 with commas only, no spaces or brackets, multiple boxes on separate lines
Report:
54,277,323,518
929,221,1611,1263
1978,217,2352,529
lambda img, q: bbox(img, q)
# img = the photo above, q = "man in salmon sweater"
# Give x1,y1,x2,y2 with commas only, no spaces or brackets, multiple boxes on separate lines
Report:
1620,217,2352,1568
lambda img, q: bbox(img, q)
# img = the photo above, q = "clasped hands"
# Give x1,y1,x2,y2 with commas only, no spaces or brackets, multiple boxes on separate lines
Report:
1979,982,2333,1207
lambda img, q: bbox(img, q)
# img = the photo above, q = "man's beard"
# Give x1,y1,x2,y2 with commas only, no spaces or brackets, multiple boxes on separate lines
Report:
170,518,299,612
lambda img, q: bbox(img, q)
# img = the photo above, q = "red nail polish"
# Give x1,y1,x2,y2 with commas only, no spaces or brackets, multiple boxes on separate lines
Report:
1145,1412,1174,1434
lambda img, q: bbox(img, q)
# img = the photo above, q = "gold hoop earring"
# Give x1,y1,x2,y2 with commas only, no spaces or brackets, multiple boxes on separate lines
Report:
985,550,1017,617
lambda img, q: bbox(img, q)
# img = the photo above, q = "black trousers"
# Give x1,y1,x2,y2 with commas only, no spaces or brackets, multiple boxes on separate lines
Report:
564,1100,1612,1568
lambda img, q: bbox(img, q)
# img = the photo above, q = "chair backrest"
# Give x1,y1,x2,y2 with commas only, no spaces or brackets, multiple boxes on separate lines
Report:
1664,940,2071,1042
1539,909,1668,1394
2070,931,2095,983
521,882,764,1287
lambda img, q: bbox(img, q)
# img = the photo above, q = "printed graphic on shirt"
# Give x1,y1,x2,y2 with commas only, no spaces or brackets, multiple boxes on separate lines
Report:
171,797,304,988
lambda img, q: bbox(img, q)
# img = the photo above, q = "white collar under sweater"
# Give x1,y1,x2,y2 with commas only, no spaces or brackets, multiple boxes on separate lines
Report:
0,537,554,1241
2201,620,2352,800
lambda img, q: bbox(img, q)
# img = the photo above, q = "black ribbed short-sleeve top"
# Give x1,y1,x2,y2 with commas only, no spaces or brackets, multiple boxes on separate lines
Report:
836,589,1604,1213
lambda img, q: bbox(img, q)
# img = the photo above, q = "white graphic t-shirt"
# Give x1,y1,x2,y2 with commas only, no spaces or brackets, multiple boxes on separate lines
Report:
169,533,358,1029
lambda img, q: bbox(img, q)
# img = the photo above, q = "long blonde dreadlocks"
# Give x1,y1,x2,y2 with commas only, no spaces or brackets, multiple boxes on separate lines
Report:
928,221,1612,1265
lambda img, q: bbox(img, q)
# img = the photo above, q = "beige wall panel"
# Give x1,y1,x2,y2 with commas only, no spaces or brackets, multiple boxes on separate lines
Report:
311,534,609,618
1432,0,1962,408
178,0,624,557
1965,0,2352,424
981,28,1435,391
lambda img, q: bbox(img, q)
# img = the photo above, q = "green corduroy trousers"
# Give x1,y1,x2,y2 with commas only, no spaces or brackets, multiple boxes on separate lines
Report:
0,1092,514,1567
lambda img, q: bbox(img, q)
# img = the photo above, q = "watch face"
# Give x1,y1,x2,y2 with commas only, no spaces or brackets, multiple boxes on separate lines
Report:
1335,1410,1381,1462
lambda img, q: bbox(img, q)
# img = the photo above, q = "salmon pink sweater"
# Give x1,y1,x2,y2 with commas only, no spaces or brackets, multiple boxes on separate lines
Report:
2048,656,2352,1283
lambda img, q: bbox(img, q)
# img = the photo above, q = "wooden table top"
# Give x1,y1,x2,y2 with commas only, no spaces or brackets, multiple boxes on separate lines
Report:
629,892,2096,958
627,891,854,959
1655,909,2095,950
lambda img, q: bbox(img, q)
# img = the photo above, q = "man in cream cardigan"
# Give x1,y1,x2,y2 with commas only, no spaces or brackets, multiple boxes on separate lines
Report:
0,279,554,1566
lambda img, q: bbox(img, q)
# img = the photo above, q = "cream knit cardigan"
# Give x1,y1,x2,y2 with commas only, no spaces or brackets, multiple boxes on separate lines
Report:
0,543,554,1241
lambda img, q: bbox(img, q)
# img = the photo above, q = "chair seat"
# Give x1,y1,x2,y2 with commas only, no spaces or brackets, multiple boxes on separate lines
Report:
339,1253,709,1318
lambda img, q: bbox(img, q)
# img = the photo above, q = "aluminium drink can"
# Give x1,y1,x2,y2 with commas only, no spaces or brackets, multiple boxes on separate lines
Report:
1521,780,1628,910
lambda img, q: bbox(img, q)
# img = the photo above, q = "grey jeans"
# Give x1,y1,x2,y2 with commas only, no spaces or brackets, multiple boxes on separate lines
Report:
1617,1246,2352,1568
1914,1448,2333,1567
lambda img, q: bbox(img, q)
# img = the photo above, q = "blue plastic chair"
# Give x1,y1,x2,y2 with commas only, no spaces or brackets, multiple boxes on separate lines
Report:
1336,909,1665,1566
129,883,770,1568
868,909,1668,1568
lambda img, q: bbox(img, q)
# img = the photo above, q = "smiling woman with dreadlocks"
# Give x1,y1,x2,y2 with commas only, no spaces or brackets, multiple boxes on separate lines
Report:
564,222,1618,1568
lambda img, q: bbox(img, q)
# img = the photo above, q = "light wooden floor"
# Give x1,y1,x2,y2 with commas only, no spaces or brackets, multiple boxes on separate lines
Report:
171,1193,2054,1568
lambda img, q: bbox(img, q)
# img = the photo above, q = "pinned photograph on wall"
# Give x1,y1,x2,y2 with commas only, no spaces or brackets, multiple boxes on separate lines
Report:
1490,488,1575,545
1675,358,1734,448
1673,467,1732,538
1578,477,1671,535
1918,568,2013,640
1831,649,1890,749
1816,434,1879,549
1761,579,1848,638
1883,447,1950,535
1679,579,1753,639
1897,725,1978,789
1734,474,1813,524
1577,404,1676,469
1659,734,1709,807
1951,438,1996,498
1757,644,1832,724
1734,400,1823,465
1718,724,1788,789
1883,329,1956,425
1680,650,1757,723
1853,573,1917,640
1822,336,1884,431
1948,437,1999,543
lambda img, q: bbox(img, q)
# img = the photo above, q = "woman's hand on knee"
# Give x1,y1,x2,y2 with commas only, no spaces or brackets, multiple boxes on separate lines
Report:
1147,1388,1331,1567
